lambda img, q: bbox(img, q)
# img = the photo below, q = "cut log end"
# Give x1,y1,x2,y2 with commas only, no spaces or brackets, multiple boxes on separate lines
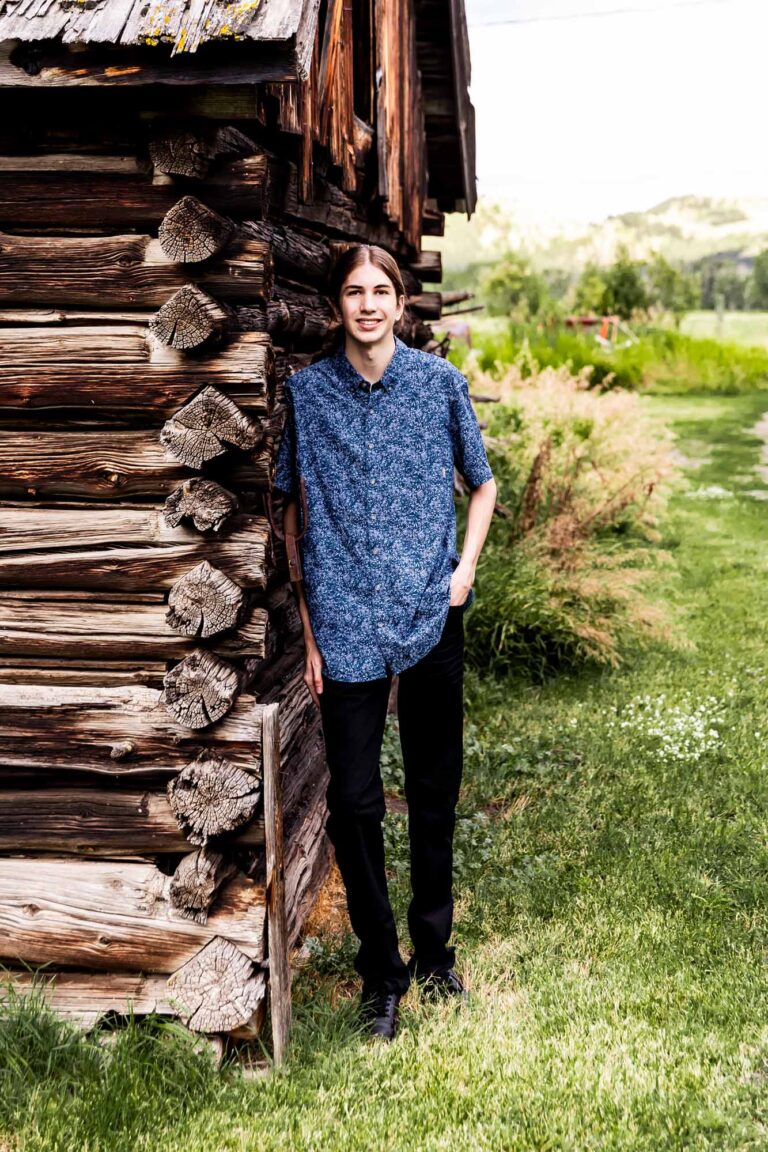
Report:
167,750,262,846
161,649,241,729
160,386,264,469
166,936,265,1034
149,285,230,351
166,560,245,639
163,478,240,533
158,196,233,264
149,130,211,180
169,846,239,922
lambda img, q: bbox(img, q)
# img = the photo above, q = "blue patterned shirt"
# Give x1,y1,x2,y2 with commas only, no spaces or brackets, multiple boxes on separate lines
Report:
273,335,493,682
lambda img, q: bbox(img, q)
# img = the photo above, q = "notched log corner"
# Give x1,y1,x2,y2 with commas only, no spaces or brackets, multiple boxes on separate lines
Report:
163,478,240,533
149,125,257,181
149,285,231,351
159,386,263,469
166,936,265,1034
166,560,246,639
161,649,241,728
158,196,233,264
169,846,239,923
167,750,262,847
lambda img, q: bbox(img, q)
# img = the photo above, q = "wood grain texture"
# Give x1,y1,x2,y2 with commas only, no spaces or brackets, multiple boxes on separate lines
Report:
0,857,266,973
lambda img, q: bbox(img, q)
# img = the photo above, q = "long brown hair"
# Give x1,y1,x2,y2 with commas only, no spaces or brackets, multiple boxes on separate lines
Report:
324,244,410,352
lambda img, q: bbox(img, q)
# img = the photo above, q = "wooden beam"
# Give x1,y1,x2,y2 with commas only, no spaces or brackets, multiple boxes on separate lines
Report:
0,328,273,421
263,702,291,1066
0,507,270,592
0,231,272,307
0,857,266,973
0,591,268,662
0,430,271,502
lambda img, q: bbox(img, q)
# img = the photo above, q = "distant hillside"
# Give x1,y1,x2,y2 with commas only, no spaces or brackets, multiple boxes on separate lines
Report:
429,195,768,275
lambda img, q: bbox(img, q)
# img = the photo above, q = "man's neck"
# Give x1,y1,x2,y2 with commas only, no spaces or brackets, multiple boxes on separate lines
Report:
343,332,397,384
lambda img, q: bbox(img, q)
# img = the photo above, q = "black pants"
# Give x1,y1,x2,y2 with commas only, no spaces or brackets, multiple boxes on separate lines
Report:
318,604,465,995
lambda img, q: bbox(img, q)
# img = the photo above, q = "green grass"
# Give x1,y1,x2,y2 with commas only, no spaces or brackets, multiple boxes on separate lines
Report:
4,394,768,1149
446,317,768,394
681,311,768,349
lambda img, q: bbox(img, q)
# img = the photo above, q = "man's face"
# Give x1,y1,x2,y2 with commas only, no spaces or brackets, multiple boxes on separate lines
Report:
338,259,405,347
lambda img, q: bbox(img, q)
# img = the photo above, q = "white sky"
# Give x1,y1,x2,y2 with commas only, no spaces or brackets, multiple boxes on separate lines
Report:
466,0,768,223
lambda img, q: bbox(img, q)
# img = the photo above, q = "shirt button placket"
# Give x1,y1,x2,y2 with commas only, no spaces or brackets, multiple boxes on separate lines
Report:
364,382,385,646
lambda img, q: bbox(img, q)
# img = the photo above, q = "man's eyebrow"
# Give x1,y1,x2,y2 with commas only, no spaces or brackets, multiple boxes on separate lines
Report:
344,282,393,290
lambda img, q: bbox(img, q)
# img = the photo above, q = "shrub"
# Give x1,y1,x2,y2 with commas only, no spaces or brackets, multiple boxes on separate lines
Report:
460,352,679,677
449,319,768,395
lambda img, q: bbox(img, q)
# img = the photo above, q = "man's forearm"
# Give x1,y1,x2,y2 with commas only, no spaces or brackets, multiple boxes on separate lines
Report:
283,497,316,641
459,477,497,576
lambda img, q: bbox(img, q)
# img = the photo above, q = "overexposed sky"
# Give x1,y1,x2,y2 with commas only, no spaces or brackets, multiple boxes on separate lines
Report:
466,0,768,223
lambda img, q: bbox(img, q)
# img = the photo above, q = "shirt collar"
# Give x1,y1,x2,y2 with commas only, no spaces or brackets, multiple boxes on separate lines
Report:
329,335,408,393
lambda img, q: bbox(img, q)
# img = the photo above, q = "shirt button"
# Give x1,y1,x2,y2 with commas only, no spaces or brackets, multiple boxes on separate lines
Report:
373,547,380,554
368,442,374,449
375,584,381,591
370,513,377,521
370,478,376,485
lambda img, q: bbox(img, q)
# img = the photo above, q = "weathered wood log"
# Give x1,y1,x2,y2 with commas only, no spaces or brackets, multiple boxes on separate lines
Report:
422,204,445,236
410,292,442,319
0,590,267,661
408,251,442,282
284,762,331,949
149,124,258,182
158,196,233,264
0,788,267,854
0,328,273,421
149,286,231,350
160,386,264,469
1,970,261,1032
169,847,239,923
0,432,270,502
0,152,271,231
440,290,474,307
0,858,266,973
161,650,242,729
0,507,270,592
167,750,262,845
166,936,266,1034
0,232,272,306
163,478,240,532
166,561,245,639
0,681,267,781
262,702,291,1064
241,219,331,283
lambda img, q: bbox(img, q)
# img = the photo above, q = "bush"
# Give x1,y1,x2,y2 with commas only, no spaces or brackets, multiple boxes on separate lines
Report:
450,319,768,394
460,353,679,678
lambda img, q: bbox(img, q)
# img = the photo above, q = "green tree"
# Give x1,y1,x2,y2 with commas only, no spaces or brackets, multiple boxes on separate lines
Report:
480,252,550,319
573,263,608,313
747,250,768,310
647,254,699,320
600,247,648,319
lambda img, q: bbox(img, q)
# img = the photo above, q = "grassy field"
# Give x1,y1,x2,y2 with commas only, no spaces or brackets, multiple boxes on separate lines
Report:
4,394,768,1150
681,311,768,349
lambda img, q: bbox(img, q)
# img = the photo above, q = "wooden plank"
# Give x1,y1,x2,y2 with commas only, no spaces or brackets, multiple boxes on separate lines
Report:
0,788,265,854
0,232,272,307
0,592,270,661
0,508,270,591
0,857,266,973
0,153,270,230
284,762,331,949
0,328,273,419
0,428,271,501
1,969,267,1033
262,702,291,1065
0,682,265,778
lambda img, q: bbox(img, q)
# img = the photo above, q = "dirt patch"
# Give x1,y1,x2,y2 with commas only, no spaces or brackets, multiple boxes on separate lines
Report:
300,859,350,942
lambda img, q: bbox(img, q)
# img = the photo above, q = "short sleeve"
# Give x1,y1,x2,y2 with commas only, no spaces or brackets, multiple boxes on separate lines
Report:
273,384,299,499
449,366,494,489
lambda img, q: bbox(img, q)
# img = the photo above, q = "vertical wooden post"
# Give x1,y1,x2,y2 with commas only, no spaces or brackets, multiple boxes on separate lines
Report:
262,701,291,1064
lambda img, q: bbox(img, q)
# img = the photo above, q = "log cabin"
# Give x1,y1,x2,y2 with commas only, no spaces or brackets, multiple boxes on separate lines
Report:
0,0,477,1062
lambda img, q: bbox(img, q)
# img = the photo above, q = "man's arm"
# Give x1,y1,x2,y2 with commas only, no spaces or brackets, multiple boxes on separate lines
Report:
451,477,497,606
283,496,324,705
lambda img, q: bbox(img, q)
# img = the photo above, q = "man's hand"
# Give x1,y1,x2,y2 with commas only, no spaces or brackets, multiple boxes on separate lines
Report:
304,639,324,707
449,559,475,607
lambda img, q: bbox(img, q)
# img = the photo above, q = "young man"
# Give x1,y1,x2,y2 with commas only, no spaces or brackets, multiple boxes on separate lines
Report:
274,245,496,1041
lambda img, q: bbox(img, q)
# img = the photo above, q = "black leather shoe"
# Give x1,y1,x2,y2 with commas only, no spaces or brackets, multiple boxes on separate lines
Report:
416,967,469,1002
359,987,401,1041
